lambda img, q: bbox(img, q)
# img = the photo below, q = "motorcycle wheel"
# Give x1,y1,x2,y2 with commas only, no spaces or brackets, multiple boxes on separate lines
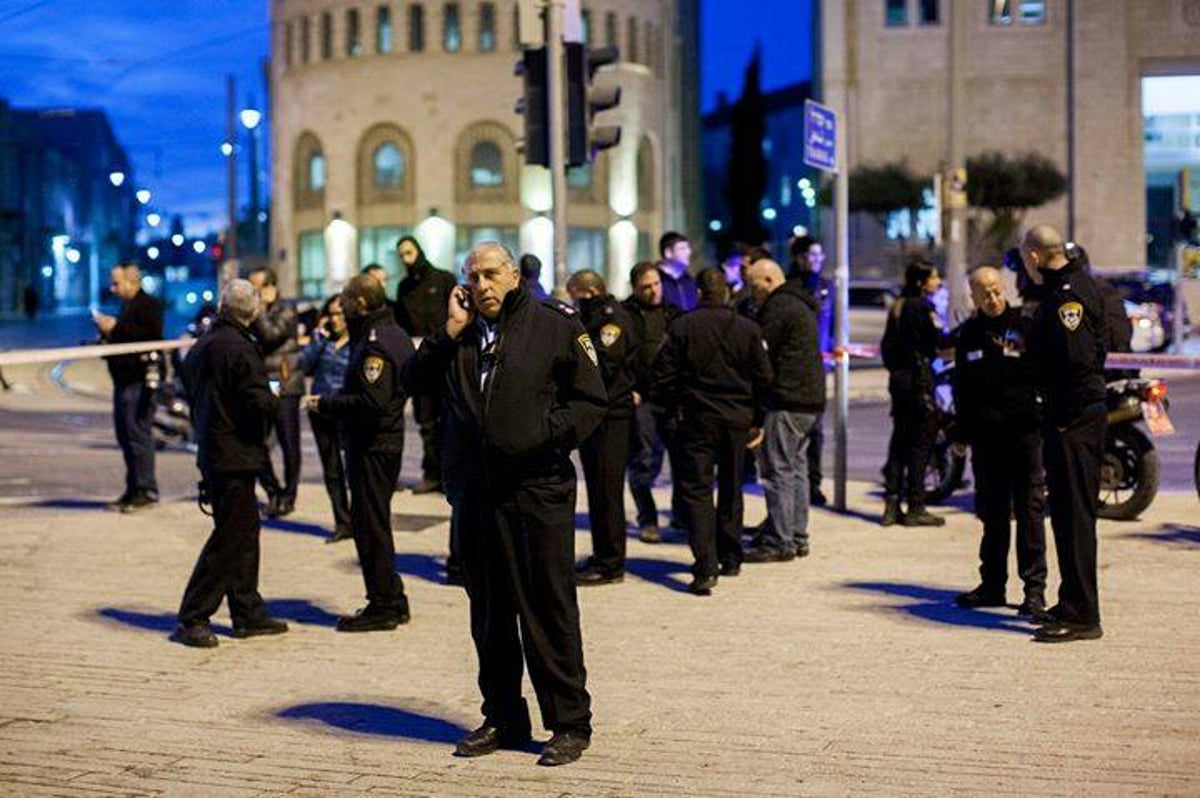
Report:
924,435,967,505
1097,424,1159,521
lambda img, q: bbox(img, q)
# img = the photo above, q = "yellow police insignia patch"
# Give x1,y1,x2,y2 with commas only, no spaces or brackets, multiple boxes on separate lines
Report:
599,324,622,348
363,355,385,384
577,333,599,367
1058,301,1083,332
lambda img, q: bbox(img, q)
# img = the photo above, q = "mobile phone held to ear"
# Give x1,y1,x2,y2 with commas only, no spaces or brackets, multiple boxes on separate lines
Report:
456,288,472,311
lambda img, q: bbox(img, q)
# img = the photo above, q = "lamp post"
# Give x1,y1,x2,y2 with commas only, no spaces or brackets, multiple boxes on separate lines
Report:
240,105,262,257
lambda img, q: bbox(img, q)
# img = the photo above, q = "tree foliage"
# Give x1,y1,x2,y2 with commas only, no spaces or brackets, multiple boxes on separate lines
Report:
848,162,928,231
722,48,768,246
966,151,1066,253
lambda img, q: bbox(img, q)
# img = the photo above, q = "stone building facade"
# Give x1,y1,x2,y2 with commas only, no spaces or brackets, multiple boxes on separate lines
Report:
269,0,691,298
821,0,1200,273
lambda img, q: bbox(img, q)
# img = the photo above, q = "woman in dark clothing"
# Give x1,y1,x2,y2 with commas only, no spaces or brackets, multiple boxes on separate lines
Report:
880,259,947,527
297,295,353,542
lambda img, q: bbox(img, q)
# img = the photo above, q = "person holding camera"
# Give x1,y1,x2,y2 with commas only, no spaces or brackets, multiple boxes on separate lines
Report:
297,295,353,543
94,263,164,513
174,279,288,648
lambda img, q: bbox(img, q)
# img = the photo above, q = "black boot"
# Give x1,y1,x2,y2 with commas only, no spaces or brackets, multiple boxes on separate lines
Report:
881,497,903,527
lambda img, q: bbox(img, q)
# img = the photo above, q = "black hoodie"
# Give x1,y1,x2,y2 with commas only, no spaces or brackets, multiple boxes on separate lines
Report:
757,279,826,413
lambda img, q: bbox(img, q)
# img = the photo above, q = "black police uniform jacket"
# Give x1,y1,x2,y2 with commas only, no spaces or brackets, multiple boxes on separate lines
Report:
182,315,278,474
578,294,637,420
951,304,1041,443
395,260,457,338
104,289,164,387
403,286,608,492
881,294,942,396
1028,259,1108,427
319,308,415,453
621,296,679,396
652,301,774,429
757,280,826,414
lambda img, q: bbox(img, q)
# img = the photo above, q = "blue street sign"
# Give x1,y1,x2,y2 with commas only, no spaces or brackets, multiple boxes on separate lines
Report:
803,99,838,172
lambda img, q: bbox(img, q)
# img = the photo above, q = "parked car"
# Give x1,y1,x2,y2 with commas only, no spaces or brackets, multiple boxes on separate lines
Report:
1105,270,1186,352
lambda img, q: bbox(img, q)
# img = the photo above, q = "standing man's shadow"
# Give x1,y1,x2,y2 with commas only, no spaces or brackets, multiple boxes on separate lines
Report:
624,557,692,593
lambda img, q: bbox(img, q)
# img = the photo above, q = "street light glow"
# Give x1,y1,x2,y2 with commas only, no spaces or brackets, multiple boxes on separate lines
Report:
136,189,151,204
192,240,206,254
220,141,234,157
147,246,160,260
762,207,778,221
709,219,723,232
65,247,81,264
239,108,262,130
146,212,162,227
41,266,53,278
171,233,185,247
109,171,126,187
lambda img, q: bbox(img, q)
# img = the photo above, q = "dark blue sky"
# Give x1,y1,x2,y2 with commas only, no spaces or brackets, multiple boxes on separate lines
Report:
2,0,810,234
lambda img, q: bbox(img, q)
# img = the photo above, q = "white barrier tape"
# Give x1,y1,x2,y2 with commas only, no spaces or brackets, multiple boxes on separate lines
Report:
0,339,193,367
824,345,1200,370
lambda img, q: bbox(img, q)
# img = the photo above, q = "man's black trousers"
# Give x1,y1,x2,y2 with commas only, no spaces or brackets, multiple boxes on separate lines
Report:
309,411,351,530
455,478,591,736
580,416,631,575
347,448,408,612
178,470,267,626
971,429,1048,601
675,418,748,578
1043,409,1106,625
260,394,302,501
413,394,442,485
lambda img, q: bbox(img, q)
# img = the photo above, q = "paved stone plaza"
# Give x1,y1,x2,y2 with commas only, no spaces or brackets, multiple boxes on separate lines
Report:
0,361,1198,795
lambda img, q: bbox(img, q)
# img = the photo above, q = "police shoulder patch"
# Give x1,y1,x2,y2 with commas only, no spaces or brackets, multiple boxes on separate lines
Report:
599,323,622,348
363,355,385,384
577,333,599,367
1058,301,1084,332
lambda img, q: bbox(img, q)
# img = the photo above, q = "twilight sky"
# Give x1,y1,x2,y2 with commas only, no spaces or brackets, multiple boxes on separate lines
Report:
1,0,811,234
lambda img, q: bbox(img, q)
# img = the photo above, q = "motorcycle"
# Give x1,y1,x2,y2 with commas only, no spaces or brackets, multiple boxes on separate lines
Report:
922,364,1170,521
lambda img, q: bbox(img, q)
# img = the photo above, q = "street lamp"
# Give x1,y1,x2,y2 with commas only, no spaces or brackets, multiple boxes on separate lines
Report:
241,103,263,256
109,171,126,187
136,189,151,204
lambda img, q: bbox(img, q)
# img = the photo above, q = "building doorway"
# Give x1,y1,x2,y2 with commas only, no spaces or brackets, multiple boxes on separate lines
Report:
1142,74,1200,269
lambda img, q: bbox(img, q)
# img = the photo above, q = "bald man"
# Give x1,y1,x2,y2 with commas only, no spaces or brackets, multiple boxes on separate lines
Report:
951,267,1047,616
743,259,825,561
1020,225,1108,643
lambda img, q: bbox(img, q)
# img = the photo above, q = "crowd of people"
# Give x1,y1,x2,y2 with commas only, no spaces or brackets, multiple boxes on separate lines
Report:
92,221,1112,766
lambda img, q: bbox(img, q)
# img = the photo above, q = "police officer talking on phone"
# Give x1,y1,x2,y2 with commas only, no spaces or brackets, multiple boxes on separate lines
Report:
304,274,415,632
1021,225,1107,643
403,241,606,767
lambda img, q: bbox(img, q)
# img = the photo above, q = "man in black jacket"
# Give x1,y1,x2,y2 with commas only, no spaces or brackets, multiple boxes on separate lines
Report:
951,266,1047,616
653,268,773,595
1021,225,1108,643
394,235,457,494
403,242,606,767
743,259,825,561
94,263,164,512
568,270,638,586
174,279,288,648
247,267,302,518
622,262,680,543
788,236,834,506
305,275,415,632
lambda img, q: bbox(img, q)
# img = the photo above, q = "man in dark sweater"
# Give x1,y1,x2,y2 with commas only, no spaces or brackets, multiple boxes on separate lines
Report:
175,279,288,648
743,259,826,561
94,263,164,512
653,269,773,595
657,231,697,312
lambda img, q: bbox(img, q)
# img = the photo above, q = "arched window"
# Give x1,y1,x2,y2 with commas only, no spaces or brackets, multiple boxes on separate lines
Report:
470,141,504,186
294,131,326,211
373,143,405,189
309,153,327,191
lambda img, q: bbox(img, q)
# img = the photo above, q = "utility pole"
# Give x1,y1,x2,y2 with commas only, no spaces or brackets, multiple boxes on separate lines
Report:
225,74,238,265
545,0,569,297
945,2,968,323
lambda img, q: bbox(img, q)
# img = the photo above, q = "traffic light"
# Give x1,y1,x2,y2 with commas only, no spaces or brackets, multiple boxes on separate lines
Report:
566,43,621,167
515,47,549,167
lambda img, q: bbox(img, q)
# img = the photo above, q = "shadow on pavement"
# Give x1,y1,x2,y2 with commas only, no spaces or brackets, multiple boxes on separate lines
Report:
276,702,470,744
394,552,454,585
265,598,340,628
625,556,692,594
262,517,330,539
573,512,591,531
95,607,230,636
842,581,1032,635
34,498,110,511
1123,524,1200,548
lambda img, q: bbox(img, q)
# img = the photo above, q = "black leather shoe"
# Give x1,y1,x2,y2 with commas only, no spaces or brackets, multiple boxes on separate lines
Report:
743,546,795,563
638,525,661,543
1016,596,1046,617
537,731,591,766
1030,604,1064,625
108,492,134,511
454,724,532,758
880,498,903,527
955,586,1007,609
688,575,717,596
412,479,443,495
264,494,282,519
575,566,624,586
903,508,946,527
327,523,353,544
810,488,828,507
1034,621,1103,643
276,497,295,517
336,604,410,632
719,561,741,577
794,542,810,558
172,622,218,648
121,491,159,513
231,617,289,639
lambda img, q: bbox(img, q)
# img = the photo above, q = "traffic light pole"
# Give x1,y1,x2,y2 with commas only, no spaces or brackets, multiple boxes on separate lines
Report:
545,0,569,298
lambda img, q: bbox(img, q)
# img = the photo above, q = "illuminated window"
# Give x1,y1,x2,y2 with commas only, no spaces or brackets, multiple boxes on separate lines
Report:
321,11,333,58
377,6,392,52
581,9,592,45
309,153,327,191
470,142,504,186
990,0,1046,25
567,163,592,189
298,231,327,299
373,143,405,188
347,7,362,56
444,3,461,52
885,0,907,26
479,2,496,51
410,4,425,51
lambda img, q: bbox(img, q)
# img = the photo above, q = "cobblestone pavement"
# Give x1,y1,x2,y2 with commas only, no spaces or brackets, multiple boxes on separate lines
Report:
0,361,1198,796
